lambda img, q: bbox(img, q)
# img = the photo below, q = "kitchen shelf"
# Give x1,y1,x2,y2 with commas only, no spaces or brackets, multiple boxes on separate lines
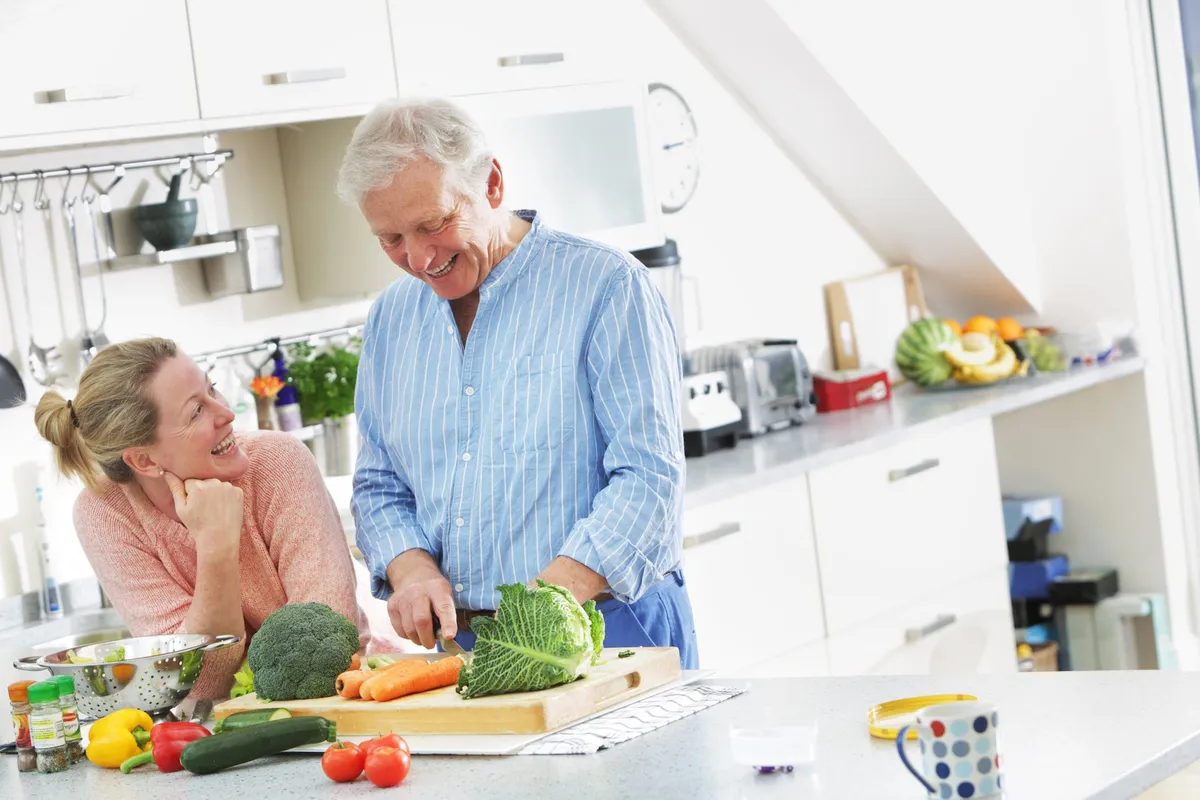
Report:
107,239,238,271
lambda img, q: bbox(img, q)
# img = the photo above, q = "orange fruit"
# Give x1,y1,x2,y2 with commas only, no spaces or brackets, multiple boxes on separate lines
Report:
963,315,999,337
944,319,963,337
996,317,1024,342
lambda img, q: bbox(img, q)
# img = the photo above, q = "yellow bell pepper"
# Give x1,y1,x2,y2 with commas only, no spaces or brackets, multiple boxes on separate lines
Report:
86,708,154,769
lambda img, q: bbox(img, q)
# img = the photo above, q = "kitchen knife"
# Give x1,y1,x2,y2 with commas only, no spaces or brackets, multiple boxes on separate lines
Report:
433,618,472,663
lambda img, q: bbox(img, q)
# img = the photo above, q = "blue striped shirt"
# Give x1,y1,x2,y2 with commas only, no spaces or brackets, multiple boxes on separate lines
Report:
352,210,685,611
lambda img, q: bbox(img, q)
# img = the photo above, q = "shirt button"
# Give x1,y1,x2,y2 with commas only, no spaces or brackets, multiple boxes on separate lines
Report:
464,386,475,396
674,450,683,460
462,452,472,462
454,583,464,592
455,517,464,527
446,324,454,334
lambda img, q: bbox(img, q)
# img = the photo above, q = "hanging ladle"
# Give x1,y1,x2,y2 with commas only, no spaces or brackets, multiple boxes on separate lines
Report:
14,172,67,387
78,169,116,363
0,180,28,408
62,170,102,371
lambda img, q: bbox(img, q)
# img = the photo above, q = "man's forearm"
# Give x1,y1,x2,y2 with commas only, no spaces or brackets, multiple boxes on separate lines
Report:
536,556,609,605
385,548,442,592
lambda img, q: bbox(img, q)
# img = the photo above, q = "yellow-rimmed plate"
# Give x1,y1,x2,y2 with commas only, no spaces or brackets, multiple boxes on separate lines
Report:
867,694,979,740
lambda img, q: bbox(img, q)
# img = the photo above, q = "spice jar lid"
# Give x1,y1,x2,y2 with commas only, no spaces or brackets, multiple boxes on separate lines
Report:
7,679,36,703
52,675,76,695
27,680,60,704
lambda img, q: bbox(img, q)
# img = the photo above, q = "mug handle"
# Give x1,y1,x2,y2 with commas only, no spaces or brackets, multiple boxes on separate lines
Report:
896,724,937,794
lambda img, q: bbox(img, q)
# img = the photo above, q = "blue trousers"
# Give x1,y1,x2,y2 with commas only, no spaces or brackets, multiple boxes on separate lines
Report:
449,570,699,669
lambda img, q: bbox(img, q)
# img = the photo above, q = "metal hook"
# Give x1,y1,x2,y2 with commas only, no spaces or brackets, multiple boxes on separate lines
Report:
98,165,125,197
61,169,77,209
81,167,97,204
33,171,51,211
11,175,25,214
0,179,10,215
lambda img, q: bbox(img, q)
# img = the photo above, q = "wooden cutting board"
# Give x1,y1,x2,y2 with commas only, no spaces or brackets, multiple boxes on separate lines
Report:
214,647,681,735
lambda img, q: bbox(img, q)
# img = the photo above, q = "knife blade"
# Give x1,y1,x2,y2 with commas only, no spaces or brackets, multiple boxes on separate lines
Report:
433,618,472,663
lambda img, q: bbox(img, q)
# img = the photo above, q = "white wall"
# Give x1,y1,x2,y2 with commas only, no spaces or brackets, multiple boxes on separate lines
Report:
0,2,884,597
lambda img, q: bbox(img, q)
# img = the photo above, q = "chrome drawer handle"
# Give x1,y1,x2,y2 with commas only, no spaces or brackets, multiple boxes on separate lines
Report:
498,52,565,67
38,85,133,104
905,613,957,642
682,521,741,549
888,457,940,482
265,67,347,85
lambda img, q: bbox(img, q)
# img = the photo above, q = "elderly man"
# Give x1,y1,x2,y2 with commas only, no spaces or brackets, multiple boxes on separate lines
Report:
340,97,697,668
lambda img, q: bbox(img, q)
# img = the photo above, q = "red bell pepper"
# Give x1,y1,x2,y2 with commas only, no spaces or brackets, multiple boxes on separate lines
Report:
120,722,211,774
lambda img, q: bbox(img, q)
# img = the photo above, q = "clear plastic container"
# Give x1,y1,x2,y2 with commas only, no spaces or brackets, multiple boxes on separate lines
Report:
730,724,818,773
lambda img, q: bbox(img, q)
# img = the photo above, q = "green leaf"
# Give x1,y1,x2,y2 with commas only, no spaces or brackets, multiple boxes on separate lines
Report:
618,650,635,659
456,582,605,699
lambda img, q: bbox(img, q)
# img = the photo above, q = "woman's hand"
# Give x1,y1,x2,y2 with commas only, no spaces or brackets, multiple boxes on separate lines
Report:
163,472,244,557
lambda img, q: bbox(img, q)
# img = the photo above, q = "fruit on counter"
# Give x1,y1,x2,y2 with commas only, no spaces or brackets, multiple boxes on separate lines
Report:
361,734,411,758
951,337,1018,384
86,709,154,769
212,707,292,734
229,659,254,699
944,319,964,337
456,581,606,699
964,315,999,337
1021,330,1068,372
247,602,361,701
364,746,411,788
894,318,957,387
321,741,366,783
943,332,996,368
179,716,338,775
119,721,211,774
996,317,1025,342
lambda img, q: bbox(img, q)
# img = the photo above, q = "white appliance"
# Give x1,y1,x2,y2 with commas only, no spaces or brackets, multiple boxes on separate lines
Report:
1061,593,1176,670
681,370,741,458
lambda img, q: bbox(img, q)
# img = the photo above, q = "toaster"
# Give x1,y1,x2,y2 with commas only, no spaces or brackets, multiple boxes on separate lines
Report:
687,339,818,436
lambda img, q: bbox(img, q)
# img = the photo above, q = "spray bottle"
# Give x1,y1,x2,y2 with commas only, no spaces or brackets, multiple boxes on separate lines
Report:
35,473,62,620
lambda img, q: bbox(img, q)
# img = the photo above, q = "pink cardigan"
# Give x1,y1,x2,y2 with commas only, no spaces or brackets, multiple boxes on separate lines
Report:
74,431,375,697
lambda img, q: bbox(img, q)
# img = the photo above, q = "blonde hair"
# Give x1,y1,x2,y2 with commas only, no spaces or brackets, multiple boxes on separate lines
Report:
34,337,179,493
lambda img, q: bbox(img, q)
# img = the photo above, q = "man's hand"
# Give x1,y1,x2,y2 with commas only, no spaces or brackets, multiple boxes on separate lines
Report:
535,556,609,605
385,549,457,649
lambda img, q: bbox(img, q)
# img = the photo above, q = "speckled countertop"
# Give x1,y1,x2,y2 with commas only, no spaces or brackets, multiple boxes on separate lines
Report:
5,669,1197,799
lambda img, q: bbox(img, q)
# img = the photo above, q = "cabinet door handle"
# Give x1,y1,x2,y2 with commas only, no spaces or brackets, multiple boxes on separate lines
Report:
888,457,940,482
37,85,133,104
905,613,957,642
682,521,741,550
265,67,347,85
498,52,565,67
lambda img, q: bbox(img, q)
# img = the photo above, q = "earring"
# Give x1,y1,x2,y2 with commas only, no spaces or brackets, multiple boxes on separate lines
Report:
159,469,165,477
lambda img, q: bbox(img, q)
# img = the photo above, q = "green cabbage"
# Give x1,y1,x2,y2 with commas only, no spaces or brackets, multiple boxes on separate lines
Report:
456,581,605,699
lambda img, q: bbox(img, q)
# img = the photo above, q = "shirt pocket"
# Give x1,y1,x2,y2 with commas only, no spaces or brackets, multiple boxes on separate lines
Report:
499,352,576,453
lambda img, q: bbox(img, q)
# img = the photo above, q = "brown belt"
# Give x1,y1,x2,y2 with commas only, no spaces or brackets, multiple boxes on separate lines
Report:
456,591,615,632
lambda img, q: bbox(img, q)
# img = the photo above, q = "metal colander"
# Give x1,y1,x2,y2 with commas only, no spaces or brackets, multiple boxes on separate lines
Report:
15,633,240,720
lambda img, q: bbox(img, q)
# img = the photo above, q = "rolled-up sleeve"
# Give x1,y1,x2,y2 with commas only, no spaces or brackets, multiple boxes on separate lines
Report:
559,267,686,603
352,300,434,601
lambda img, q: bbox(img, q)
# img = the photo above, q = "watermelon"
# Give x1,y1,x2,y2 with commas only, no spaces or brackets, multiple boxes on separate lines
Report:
895,318,956,387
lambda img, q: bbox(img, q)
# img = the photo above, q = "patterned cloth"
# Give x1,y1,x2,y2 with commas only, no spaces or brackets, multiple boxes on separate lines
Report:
353,210,686,610
518,684,746,755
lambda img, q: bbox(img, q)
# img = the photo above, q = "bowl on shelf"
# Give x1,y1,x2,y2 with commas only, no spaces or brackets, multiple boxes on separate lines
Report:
134,172,198,251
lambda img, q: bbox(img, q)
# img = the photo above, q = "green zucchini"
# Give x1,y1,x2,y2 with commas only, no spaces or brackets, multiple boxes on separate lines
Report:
212,708,292,734
180,716,336,774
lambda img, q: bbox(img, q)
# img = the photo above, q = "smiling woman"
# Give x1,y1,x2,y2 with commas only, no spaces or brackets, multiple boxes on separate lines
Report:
31,338,391,697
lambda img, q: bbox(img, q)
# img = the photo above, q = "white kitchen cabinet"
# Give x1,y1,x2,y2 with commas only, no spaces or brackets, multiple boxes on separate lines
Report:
388,0,616,97
0,0,199,139
187,0,397,120
682,477,825,676
729,638,831,679
807,418,1010,636
825,565,1017,675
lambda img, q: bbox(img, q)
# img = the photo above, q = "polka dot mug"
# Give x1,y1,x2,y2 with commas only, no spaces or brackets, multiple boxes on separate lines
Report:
896,700,1004,799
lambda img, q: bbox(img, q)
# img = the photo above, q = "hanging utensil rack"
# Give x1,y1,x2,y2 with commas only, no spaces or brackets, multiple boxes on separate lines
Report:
192,323,364,368
0,149,233,189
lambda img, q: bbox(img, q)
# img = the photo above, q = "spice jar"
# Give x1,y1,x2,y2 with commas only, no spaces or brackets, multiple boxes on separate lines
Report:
53,675,85,764
27,680,69,773
7,679,37,772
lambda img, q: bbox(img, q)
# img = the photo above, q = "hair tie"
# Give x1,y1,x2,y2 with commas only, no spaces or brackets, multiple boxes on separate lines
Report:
66,399,80,429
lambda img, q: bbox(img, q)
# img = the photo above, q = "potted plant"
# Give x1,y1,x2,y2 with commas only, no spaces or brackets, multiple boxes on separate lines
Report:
284,338,361,475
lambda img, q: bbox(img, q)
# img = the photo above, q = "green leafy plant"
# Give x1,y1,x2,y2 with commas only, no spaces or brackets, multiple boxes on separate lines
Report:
456,581,605,700
284,339,360,424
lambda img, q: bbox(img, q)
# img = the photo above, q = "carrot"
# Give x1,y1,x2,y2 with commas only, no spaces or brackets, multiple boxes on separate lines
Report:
350,653,362,671
359,660,427,700
371,656,463,702
336,669,371,698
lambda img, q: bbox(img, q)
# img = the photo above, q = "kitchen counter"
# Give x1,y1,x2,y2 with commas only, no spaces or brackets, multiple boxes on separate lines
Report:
6,668,1198,799
684,355,1147,508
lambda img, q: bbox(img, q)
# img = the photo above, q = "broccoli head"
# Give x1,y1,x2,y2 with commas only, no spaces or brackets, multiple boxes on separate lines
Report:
247,602,361,701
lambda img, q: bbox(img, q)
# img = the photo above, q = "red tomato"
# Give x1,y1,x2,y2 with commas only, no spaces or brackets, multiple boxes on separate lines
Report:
361,734,411,757
321,741,366,783
364,747,411,788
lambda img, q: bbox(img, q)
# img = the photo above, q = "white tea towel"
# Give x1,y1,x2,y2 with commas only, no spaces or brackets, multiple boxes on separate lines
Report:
518,684,746,755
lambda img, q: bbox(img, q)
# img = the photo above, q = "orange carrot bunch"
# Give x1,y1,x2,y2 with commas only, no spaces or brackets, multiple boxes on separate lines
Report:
335,656,462,702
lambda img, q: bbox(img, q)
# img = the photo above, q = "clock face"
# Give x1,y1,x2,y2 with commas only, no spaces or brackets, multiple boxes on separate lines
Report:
647,83,699,214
